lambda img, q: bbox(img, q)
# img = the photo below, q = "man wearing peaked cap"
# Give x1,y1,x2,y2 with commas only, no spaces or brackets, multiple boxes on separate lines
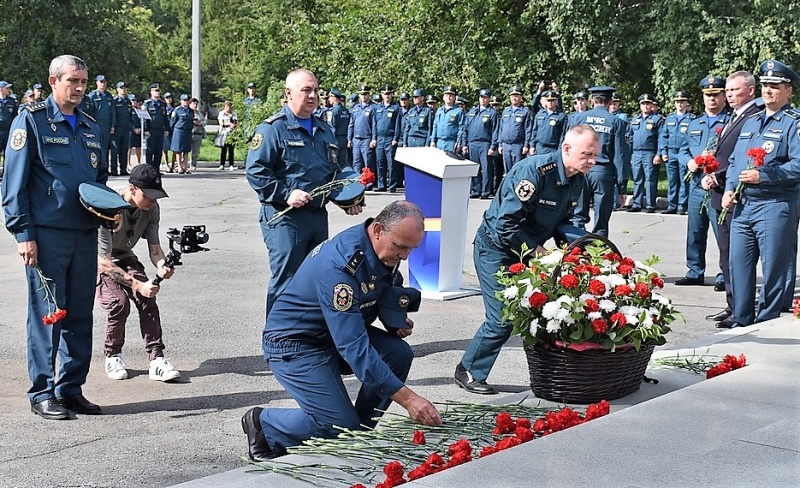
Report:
531,90,568,157
496,85,533,174
96,164,185,384
487,94,505,192
143,82,170,169
627,93,665,213
88,74,117,174
32,82,44,102
660,89,693,215
0,80,18,156
111,81,133,176
326,89,351,168
348,84,378,179
567,90,588,127
430,86,464,151
374,83,403,192
402,89,433,148
463,87,499,199
567,85,628,236
722,60,800,328
397,92,410,120
245,82,261,107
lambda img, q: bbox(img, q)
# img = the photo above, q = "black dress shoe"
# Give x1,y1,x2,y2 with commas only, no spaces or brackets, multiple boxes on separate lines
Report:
662,209,678,215
705,309,731,321
454,364,497,395
714,282,726,292
31,399,71,420
715,317,735,329
241,407,276,462
675,277,704,286
626,207,642,213
646,208,656,213
58,394,102,415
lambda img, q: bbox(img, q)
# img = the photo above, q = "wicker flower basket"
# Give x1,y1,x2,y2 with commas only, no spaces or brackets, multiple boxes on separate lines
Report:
525,343,655,404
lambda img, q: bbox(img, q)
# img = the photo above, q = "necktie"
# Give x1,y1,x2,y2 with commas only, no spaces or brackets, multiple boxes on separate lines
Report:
722,112,738,137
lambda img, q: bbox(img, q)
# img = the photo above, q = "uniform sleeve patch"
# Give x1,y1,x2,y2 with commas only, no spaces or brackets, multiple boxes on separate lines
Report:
538,162,557,175
333,283,354,311
10,128,26,150
250,133,263,151
515,179,536,201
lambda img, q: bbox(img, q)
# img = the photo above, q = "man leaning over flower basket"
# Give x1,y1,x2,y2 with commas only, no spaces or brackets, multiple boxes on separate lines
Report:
455,125,600,394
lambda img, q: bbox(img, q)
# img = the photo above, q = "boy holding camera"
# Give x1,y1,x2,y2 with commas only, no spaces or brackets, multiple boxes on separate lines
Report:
96,165,181,382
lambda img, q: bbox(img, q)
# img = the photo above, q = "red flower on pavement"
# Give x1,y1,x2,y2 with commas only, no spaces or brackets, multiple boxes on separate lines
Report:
508,263,526,274
349,484,367,488
493,412,515,435
516,417,531,429
412,430,426,445
705,353,747,379
560,274,579,289
529,292,547,308
447,439,472,456
588,279,606,296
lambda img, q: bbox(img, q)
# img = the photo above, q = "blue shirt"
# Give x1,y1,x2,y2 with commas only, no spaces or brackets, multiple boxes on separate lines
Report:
431,105,464,143
348,102,377,141
531,109,568,149
497,105,533,146
113,95,133,130
661,111,693,153
627,113,665,152
679,110,730,176
402,105,434,145
265,220,405,399
87,89,116,128
143,98,170,132
325,103,350,137
374,102,403,141
462,105,498,146
0,96,19,130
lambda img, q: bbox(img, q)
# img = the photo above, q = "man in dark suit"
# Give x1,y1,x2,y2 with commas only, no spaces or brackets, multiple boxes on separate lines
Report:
702,71,761,328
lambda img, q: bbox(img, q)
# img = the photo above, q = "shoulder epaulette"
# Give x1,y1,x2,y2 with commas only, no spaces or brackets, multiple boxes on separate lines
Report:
784,108,800,119
344,249,365,276
538,161,557,175
265,111,286,124
26,101,46,113
79,110,96,122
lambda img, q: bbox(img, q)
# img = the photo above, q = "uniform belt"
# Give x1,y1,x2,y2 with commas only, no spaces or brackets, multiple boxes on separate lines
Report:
354,136,370,140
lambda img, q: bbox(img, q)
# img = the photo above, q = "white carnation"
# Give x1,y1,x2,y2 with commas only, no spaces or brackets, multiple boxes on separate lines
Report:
538,250,564,266
599,299,617,311
588,311,602,320
503,286,519,300
542,301,561,319
608,274,627,287
546,319,561,333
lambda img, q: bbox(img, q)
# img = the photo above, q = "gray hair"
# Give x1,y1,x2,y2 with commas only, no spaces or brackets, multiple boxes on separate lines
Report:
375,200,424,233
49,55,88,80
727,70,756,88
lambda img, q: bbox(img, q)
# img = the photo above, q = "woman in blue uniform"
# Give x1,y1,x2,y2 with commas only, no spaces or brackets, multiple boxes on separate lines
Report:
170,94,194,174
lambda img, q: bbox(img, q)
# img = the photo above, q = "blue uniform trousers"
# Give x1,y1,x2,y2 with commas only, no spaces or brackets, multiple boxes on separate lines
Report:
351,138,374,178
664,154,682,211
99,124,113,169
713,208,734,312
436,138,456,152
468,142,492,198
26,226,97,404
684,182,719,280
110,129,130,174
335,135,349,168
460,228,517,382
260,327,412,455
406,137,427,148
375,139,396,191
630,150,659,210
501,143,524,172
145,133,164,169
572,164,615,237
730,196,799,325
0,129,9,158
261,206,328,316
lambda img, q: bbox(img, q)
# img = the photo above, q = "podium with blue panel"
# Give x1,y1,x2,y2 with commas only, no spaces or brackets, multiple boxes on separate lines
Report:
395,147,480,300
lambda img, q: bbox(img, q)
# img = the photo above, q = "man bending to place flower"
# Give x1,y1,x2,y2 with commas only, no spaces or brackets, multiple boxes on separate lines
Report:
241,201,441,461
455,125,599,394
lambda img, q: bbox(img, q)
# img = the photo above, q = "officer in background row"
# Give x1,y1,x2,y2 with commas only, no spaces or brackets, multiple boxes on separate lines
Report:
627,94,665,213
723,60,800,328
325,89,350,168
455,126,598,394
111,82,132,176
402,89,433,148
348,85,377,179
0,80,18,166
496,86,532,172
609,92,631,211
567,91,588,127
2,55,107,420
531,90,567,155
660,90,693,214
531,80,563,114
489,95,505,193
88,75,116,172
676,75,729,287
398,92,410,117
425,94,439,114
609,92,628,122
374,84,403,192
430,85,464,152
142,83,170,169
463,88,498,199
32,83,44,102
568,86,628,236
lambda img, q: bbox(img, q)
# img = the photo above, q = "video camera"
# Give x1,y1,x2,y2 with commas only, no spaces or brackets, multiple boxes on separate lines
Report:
153,225,209,285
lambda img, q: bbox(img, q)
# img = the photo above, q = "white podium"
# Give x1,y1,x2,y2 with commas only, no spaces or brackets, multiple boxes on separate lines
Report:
395,147,481,300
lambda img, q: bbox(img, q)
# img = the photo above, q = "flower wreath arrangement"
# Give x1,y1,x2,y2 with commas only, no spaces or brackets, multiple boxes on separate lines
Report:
496,239,679,352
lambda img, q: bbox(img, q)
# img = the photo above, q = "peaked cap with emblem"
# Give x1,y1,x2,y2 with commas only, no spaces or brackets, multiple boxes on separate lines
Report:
377,286,422,329
425,94,439,104
442,84,457,95
699,75,725,93
542,90,558,101
357,84,372,94
328,169,365,209
588,86,615,99
759,59,800,85
672,90,689,101
78,183,132,226
412,89,426,98
380,84,395,94
638,93,656,104
508,85,524,96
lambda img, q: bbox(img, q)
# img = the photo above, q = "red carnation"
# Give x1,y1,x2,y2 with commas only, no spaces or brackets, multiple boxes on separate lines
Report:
479,445,497,458
634,282,651,299
588,279,606,296
617,263,634,276
591,319,608,334
533,419,547,432
650,275,664,288
408,464,433,480
447,439,472,456
446,450,472,468
620,257,636,267
614,284,632,297
746,147,766,167
722,354,747,369
611,311,626,327
584,298,600,312
383,461,405,479
350,484,368,488
586,265,601,276
508,262,525,274
715,126,723,135
516,417,531,429
360,167,377,186
493,412,515,435
539,272,547,280
604,252,621,262
515,426,535,442
706,363,732,379
412,430,426,445
529,292,547,308
560,274,579,289
563,253,580,264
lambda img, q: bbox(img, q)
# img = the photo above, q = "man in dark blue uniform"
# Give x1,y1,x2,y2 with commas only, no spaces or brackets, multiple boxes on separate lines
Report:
402,89,433,148
489,95,506,192
723,60,800,328
660,90,693,214
569,86,628,236
347,85,377,177
88,75,116,173
567,91,588,127
496,86,532,172
374,84,403,192
325,89,350,168
430,85,464,152
627,94,665,213
241,201,441,460
246,69,363,316
676,76,729,287
531,90,567,155
111,81,132,176
455,126,598,394
0,80,19,168
143,83,169,169
463,88,498,199
1,55,106,419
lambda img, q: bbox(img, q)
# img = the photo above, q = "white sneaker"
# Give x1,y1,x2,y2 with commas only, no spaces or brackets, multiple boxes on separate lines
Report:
105,355,129,380
149,357,181,382
217,165,225,171
227,165,235,171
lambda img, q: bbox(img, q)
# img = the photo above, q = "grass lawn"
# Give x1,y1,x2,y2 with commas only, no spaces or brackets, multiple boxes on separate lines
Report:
197,138,248,164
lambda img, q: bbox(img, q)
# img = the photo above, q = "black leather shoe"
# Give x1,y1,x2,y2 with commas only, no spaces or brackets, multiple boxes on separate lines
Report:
31,399,71,420
626,207,642,213
662,209,678,215
675,277,704,286
646,208,656,213
454,364,497,395
57,394,102,415
706,309,731,321
716,317,735,328
714,282,726,292
242,407,276,462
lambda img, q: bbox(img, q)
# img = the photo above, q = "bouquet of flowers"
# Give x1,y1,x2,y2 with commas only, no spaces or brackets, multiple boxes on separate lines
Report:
496,239,678,352
717,147,766,224
684,126,722,182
